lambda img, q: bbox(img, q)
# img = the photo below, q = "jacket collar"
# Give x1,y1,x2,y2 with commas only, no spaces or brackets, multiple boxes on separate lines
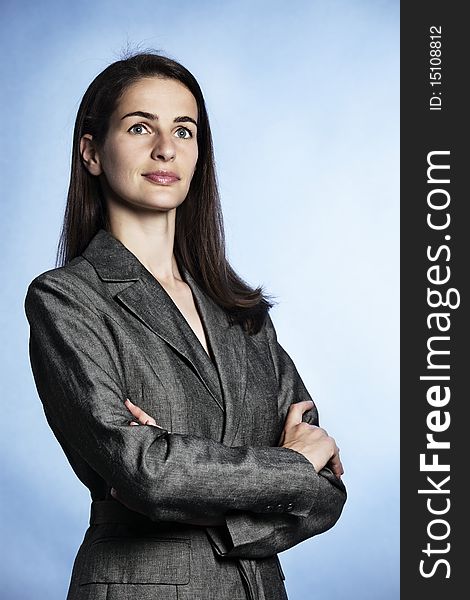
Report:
82,228,247,446
81,227,147,282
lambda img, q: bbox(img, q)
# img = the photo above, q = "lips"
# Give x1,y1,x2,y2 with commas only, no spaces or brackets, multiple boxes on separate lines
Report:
142,171,180,185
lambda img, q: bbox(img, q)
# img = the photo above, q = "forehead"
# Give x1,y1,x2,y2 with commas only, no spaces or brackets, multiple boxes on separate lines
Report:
115,77,198,118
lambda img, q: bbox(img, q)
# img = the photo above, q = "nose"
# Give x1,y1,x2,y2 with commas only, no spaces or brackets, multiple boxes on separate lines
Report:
150,132,176,162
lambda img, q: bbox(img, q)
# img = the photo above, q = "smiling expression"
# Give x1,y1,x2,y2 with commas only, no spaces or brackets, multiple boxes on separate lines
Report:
83,76,199,213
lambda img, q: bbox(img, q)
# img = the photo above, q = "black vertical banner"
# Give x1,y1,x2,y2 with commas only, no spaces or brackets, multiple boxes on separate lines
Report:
401,2,467,598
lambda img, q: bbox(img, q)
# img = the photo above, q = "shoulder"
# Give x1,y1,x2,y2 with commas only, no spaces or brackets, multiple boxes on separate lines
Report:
24,256,102,316
27,256,99,293
27,256,95,290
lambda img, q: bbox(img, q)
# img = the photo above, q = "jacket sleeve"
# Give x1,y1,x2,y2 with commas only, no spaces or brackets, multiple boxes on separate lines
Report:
24,272,324,526
205,313,347,559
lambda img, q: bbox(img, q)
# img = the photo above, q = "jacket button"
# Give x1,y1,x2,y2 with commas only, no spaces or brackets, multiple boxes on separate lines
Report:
286,503,294,511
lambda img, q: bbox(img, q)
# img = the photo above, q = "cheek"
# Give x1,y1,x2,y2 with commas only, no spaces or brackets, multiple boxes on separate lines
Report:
102,140,135,179
103,147,138,183
187,145,199,175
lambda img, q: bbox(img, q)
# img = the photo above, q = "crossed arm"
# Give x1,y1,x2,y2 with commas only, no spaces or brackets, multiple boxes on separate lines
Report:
114,313,347,559
25,273,346,559
119,396,344,502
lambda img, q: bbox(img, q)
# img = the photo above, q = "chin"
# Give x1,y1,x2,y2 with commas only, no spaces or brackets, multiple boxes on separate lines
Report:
135,196,186,212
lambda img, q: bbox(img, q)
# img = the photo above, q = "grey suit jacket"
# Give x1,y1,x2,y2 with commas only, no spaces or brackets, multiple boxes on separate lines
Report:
24,228,346,600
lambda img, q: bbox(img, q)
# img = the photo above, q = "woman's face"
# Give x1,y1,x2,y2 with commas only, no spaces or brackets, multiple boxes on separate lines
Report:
81,76,199,213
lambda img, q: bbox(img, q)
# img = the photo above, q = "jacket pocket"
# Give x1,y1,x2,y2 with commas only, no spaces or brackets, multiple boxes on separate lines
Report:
78,536,191,585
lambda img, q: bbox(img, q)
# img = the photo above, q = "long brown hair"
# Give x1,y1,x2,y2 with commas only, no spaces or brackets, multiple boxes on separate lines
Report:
56,50,276,334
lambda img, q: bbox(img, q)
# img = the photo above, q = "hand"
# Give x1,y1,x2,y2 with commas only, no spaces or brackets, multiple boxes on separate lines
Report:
124,397,166,429
110,398,166,504
279,400,344,479
109,404,225,525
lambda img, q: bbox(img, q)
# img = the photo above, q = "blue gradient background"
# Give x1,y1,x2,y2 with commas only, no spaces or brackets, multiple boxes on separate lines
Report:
0,1,399,598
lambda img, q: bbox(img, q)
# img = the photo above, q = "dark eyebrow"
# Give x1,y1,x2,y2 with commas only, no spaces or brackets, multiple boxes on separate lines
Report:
120,111,198,127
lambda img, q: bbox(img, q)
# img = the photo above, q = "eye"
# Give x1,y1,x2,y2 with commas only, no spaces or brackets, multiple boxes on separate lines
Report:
175,127,193,139
128,123,150,135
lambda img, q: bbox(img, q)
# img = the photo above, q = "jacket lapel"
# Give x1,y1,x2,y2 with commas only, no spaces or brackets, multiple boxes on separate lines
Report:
182,267,248,447
82,229,248,446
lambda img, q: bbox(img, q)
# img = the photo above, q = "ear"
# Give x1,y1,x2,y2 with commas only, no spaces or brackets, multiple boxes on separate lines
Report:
80,134,103,176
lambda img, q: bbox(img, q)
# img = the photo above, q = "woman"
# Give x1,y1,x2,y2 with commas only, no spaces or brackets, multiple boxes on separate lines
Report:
24,52,346,600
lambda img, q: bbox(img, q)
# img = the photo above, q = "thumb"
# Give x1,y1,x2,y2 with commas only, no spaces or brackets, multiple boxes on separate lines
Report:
279,400,314,446
284,400,314,431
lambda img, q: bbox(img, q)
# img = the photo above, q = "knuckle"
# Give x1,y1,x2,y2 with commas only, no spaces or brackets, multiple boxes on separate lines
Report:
316,427,329,442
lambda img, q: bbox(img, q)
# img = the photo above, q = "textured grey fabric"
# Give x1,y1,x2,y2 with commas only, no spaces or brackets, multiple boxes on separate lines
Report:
24,228,346,600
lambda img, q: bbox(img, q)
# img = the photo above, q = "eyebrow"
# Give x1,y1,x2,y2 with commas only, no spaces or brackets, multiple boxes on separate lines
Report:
120,111,198,127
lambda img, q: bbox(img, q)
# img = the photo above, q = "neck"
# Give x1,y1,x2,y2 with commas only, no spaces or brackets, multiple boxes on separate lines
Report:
107,205,181,285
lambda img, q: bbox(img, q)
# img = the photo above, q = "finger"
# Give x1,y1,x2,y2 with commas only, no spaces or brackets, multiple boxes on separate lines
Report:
130,417,165,429
145,419,165,429
125,398,145,417
328,454,344,479
284,400,315,430
126,399,166,429
125,399,156,426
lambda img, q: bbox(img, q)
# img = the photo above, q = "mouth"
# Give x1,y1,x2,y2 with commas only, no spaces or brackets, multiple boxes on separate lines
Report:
142,171,181,185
